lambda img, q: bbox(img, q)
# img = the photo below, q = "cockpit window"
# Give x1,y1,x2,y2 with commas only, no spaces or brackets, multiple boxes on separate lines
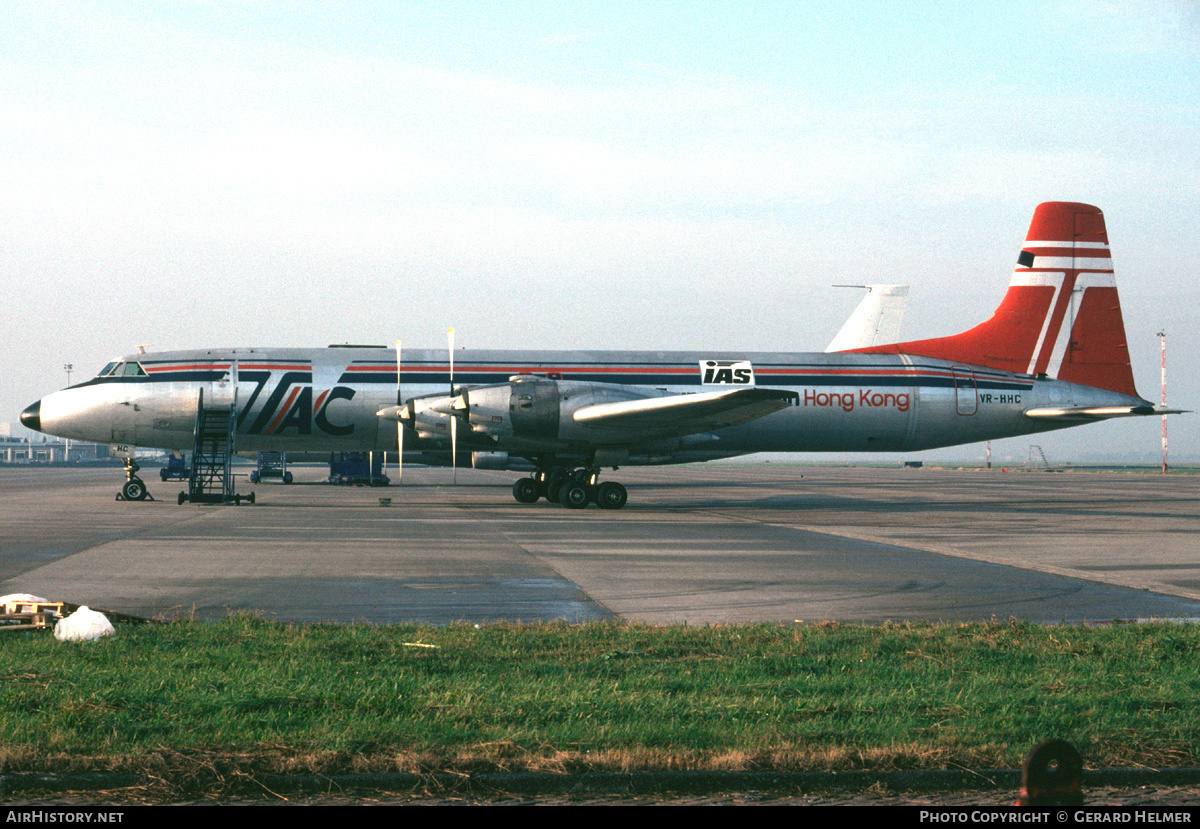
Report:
97,361,147,378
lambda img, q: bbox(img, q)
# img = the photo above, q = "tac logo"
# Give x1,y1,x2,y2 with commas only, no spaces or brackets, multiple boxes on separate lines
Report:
238,370,357,436
700,360,755,386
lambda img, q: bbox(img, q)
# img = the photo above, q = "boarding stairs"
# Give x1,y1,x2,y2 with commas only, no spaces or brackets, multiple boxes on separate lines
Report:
185,389,251,504
1026,445,1064,473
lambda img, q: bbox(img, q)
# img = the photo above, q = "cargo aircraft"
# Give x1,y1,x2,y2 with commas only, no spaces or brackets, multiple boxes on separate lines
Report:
20,202,1178,509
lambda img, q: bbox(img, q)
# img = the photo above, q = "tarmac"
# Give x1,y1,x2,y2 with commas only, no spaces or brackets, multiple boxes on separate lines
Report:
4,461,1200,806
2,462,1199,624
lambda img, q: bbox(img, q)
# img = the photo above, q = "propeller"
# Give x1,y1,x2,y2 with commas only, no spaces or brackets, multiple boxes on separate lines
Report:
448,328,457,484
395,339,403,486
376,330,466,485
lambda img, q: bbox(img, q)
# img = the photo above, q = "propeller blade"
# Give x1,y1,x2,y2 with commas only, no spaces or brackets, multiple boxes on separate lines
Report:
448,328,456,485
450,414,458,484
395,339,403,486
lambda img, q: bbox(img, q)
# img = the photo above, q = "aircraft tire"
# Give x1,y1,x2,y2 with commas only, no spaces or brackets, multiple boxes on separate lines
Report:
512,478,540,503
122,478,148,502
561,484,590,509
596,481,628,510
177,492,187,505
545,468,569,503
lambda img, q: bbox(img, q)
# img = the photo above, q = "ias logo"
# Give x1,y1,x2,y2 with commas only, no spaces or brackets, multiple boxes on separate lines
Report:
700,360,755,386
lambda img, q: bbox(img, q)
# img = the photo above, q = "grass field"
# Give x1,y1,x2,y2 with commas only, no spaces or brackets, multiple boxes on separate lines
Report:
2,617,1198,794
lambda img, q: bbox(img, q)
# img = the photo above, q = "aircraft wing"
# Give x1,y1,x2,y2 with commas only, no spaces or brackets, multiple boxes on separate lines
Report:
1024,405,1187,420
572,387,798,438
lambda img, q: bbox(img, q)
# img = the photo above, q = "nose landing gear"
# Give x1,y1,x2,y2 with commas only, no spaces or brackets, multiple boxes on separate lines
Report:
116,459,154,502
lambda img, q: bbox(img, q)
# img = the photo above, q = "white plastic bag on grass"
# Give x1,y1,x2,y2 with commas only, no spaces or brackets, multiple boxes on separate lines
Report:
54,606,115,642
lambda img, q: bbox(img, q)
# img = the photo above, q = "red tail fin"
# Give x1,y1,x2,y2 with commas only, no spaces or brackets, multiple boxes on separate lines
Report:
853,202,1140,398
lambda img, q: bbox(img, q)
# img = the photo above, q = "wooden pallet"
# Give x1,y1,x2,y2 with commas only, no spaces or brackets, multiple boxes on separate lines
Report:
0,600,65,632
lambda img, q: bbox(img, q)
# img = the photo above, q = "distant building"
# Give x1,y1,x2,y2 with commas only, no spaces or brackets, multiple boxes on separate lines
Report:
0,437,108,464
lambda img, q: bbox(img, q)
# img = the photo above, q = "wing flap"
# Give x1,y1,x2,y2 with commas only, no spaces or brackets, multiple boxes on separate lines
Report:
573,388,798,438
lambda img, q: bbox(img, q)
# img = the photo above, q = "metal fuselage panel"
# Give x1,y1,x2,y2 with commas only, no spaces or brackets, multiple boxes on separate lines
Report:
32,347,1147,461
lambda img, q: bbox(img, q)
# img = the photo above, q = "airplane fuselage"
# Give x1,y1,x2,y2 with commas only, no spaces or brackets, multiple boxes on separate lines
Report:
27,345,1140,464
17,202,1172,509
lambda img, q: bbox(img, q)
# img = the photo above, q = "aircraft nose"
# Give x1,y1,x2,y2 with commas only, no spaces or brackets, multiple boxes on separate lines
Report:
20,400,41,433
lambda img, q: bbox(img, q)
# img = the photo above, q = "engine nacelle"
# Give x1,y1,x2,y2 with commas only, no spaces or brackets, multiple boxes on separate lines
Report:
380,375,681,455
469,451,537,471
496,376,672,447
469,450,511,469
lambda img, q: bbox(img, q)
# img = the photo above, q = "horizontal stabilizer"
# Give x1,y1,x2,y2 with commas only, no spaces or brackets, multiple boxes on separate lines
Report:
1024,405,1187,421
573,387,798,437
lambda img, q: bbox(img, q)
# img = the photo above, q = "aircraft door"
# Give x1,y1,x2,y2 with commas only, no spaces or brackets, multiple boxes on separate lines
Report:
206,361,239,410
196,361,244,446
952,367,977,415
109,387,135,445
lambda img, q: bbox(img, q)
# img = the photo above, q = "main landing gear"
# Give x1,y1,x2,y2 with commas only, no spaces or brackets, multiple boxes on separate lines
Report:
115,459,154,502
511,467,629,510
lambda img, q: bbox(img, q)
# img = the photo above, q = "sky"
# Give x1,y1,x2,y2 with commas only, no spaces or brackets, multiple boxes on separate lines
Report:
3,1,1198,464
